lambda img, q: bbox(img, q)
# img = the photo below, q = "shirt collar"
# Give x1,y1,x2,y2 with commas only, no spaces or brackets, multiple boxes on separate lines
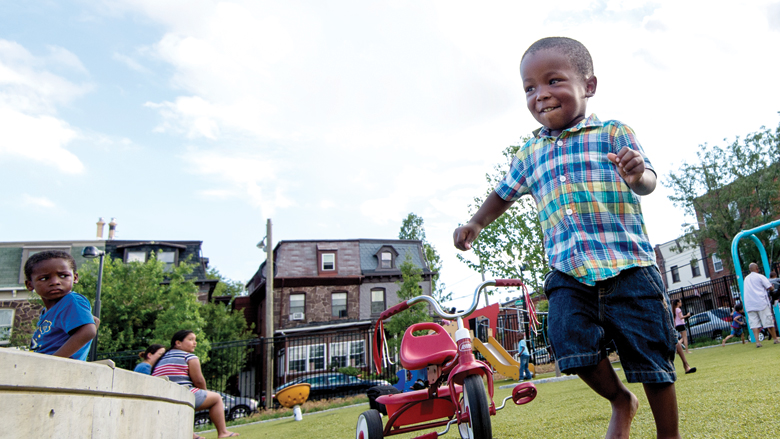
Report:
536,113,602,138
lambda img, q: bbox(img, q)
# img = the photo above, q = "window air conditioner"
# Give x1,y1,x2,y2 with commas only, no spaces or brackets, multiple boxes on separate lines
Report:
290,312,305,321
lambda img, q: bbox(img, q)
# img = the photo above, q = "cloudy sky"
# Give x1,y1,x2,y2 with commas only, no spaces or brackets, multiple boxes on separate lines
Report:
3,1,780,305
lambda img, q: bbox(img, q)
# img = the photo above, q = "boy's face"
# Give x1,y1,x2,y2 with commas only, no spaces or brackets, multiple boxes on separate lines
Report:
520,48,597,137
25,258,78,307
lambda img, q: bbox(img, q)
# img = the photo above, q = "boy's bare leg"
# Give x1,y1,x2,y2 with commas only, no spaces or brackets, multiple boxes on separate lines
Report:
675,342,694,372
643,382,681,439
577,358,638,439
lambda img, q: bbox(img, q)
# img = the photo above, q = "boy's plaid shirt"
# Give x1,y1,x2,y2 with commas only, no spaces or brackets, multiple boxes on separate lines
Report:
495,114,656,285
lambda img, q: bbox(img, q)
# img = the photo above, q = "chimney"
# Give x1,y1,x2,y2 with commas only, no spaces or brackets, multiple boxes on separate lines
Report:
108,218,118,240
96,217,105,239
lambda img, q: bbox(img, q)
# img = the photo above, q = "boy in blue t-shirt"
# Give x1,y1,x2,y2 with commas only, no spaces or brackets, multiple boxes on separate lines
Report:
25,250,96,361
454,37,680,438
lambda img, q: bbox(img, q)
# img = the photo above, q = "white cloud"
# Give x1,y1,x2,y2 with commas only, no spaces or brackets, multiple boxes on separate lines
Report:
0,39,91,173
22,194,56,208
113,51,150,73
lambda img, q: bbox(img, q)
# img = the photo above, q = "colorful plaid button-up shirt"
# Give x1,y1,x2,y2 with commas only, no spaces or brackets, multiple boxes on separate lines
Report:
495,114,656,285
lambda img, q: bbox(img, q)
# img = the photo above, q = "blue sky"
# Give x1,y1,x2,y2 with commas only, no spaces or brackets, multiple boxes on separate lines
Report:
3,1,780,307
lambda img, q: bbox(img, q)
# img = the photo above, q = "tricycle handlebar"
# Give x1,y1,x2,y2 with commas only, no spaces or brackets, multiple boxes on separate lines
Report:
382,279,524,321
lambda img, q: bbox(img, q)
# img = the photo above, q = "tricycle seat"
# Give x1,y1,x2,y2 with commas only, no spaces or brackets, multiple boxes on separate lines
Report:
399,322,458,371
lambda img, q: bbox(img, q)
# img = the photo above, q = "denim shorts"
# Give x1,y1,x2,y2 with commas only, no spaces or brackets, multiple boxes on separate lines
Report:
544,266,677,384
730,326,743,337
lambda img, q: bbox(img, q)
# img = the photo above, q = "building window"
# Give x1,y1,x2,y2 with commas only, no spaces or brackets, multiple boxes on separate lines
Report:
328,340,366,368
691,259,701,277
290,293,305,315
381,251,393,269
712,254,724,272
158,251,176,272
287,344,325,373
322,253,335,271
127,251,146,263
0,309,14,345
671,266,680,283
371,288,385,314
332,292,347,317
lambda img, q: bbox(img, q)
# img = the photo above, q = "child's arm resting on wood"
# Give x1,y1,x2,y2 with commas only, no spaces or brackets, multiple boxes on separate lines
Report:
54,323,97,358
453,191,515,251
607,147,657,196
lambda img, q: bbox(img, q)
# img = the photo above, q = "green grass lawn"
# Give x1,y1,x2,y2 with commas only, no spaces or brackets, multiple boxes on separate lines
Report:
201,343,780,438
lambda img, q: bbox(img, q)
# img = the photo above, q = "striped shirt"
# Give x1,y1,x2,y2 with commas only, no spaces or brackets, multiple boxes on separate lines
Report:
151,348,198,392
495,114,656,285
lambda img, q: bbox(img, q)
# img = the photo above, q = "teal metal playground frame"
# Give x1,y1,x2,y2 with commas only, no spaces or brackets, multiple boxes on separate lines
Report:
730,220,780,342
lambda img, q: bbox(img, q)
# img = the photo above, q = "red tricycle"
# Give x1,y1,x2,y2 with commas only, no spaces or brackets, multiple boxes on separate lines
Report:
357,279,538,439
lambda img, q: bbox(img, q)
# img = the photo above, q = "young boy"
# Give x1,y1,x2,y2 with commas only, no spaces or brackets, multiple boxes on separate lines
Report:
453,37,680,438
25,250,96,361
721,303,746,346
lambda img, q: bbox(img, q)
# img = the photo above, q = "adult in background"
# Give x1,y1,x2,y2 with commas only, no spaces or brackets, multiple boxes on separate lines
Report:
743,263,780,347
134,344,166,374
152,330,239,438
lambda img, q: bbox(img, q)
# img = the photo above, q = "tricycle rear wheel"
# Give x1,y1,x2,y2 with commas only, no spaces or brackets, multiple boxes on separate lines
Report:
458,375,492,439
356,409,383,439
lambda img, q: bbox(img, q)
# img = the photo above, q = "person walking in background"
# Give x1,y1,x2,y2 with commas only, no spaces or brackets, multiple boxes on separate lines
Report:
517,333,533,380
721,303,746,346
743,263,779,347
134,344,166,374
673,299,691,353
153,330,239,438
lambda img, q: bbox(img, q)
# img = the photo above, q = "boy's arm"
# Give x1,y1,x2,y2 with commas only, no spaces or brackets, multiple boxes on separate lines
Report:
607,147,657,196
53,323,96,359
454,191,515,251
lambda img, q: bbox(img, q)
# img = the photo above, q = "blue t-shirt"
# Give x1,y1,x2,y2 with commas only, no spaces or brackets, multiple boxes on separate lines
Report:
518,339,530,357
134,362,152,374
31,292,94,361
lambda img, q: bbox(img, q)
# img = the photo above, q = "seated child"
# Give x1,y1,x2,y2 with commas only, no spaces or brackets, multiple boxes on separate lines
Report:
454,37,680,438
721,303,746,346
25,250,96,361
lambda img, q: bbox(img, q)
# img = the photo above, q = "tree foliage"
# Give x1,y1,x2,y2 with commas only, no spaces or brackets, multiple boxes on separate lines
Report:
457,140,549,296
207,267,246,297
665,120,780,272
384,255,431,353
74,254,250,364
399,213,451,302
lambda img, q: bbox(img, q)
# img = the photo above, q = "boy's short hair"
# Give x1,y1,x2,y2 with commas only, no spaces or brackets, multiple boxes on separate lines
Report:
522,37,594,80
24,250,78,281
734,302,744,311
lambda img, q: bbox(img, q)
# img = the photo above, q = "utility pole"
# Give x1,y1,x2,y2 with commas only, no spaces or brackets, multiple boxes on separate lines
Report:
264,219,274,410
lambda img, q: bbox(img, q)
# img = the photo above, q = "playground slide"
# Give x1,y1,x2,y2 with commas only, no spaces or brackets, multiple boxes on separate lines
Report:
474,336,523,381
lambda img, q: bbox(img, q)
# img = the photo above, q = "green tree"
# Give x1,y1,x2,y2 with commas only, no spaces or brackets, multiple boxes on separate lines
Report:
457,140,549,296
665,120,780,273
207,267,246,298
199,301,254,391
73,253,252,362
399,213,451,302
384,255,432,353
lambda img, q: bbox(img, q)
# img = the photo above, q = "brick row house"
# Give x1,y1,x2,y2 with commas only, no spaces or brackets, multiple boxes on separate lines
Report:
238,239,434,381
0,222,217,347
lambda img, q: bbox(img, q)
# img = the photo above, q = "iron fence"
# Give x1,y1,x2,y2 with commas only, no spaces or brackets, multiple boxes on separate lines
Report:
668,274,744,343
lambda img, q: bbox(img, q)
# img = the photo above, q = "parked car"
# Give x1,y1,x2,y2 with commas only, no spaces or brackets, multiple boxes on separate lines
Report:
687,310,732,341
275,373,391,401
194,391,258,426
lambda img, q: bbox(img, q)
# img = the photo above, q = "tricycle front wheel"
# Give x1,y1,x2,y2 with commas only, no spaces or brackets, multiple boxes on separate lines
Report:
356,409,383,439
458,375,492,439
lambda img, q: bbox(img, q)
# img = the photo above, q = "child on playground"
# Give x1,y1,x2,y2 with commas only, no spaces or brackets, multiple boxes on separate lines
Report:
722,303,746,346
25,250,96,361
454,37,680,438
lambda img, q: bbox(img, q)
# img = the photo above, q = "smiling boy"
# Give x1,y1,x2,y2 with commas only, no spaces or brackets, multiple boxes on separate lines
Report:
25,250,96,361
454,37,680,438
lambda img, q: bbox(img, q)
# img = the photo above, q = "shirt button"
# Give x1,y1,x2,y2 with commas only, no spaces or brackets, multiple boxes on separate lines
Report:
557,140,563,146
559,176,566,182
566,208,573,215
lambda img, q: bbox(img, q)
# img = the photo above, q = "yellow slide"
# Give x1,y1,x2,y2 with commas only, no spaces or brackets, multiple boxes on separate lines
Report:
473,336,533,380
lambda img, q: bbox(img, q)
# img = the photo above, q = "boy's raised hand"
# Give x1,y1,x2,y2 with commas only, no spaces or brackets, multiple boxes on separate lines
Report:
453,223,481,251
607,147,656,195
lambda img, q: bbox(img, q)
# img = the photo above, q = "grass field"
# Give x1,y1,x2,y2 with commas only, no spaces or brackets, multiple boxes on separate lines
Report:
199,342,780,438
